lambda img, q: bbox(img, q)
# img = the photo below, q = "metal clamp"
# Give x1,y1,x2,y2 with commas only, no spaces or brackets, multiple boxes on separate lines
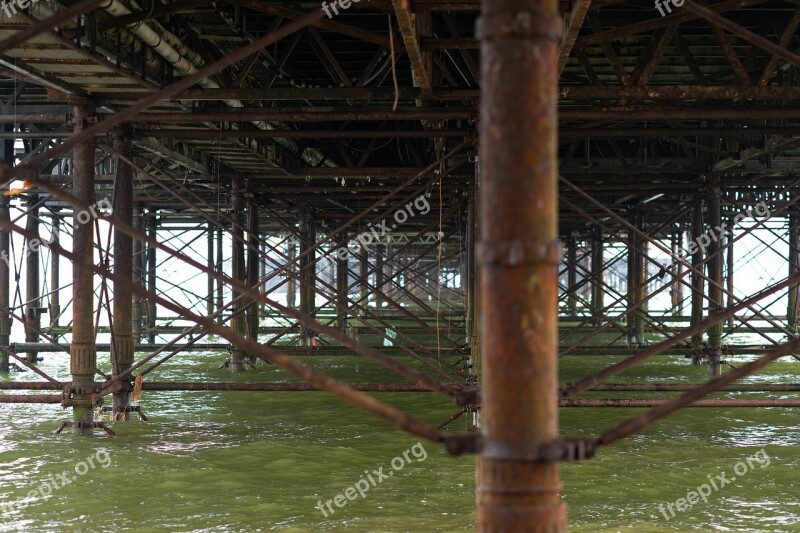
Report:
478,239,561,266
449,435,598,461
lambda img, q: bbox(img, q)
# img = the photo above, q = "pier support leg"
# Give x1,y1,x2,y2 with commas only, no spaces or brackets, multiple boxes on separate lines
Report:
591,228,603,326
247,202,259,351
476,0,566,529
707,181,723,376
690,196,705,363
49,213,60,327
111,133,134,419
336,234,348,331
567,234,577,315
789,209,799,334
229,176,246,370
132,210,143,342
726,218,734,329
298,208,316,346
216,226,223,324
0,195,9,372
24,196,40,364
146,213,157,344
70,98,96,436
207,222,215,318
286,238,296,309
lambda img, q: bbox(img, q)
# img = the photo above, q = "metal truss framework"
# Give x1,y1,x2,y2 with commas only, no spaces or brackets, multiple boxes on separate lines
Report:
2,0,800,530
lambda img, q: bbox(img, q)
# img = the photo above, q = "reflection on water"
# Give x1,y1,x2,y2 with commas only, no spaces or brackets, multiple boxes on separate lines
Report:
1,348,800,531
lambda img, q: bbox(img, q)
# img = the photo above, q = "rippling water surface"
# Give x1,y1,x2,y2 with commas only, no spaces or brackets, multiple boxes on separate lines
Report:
1,340,799,532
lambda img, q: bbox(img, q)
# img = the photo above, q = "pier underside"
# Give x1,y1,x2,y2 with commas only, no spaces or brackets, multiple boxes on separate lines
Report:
2,0,800,529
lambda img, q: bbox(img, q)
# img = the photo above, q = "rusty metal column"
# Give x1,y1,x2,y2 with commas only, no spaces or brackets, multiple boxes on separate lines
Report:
626,222,639,345
375,245,385,308
634,212,646,345
132,209,143,342
49,212,60,327
336,234,348,331
24,195,40,363
70,98,96,436
591,228,604,326
286,237,297,309
566,234,577,315
246,200,259,348
789,209,799,334
111,133,134,419
476,1,565,530
216,226,223,323
670,232,680,314
298,208,316,345
0,194,8,372
707,181,723,376
690,196,705,363
230,176,247,370
726,217,734,329
207,221,215,317
359,247,369,311
146,213,157,343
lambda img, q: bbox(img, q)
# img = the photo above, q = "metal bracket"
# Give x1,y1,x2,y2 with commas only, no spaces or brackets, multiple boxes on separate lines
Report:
478,239,561,266
444,433,598,462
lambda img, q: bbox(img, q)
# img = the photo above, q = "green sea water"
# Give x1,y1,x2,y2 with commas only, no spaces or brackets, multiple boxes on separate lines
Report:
1,344,799,532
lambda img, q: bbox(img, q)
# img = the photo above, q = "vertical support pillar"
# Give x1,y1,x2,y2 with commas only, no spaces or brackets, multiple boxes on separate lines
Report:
24,195,40,363
298,208,316,346
726,217,734,329
626,219,642,345
132,209,143,342
336,234,348,331
591,228,604,326
229,176,246,370
216,226,223,324
146,213,157,343
286,238,297,309
49,212,60,327
707,181,723,376
466,174,481,400
0,194,9,372
247,201,259,349
690,196,705,362
789,209,799,334
566,234,577,315
375,245,385,308
359,247,369,310
70,98,96,436
670,232,680,314
634,215,646,344
111,133,134,419
476,0,566,529
207,221,215,317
